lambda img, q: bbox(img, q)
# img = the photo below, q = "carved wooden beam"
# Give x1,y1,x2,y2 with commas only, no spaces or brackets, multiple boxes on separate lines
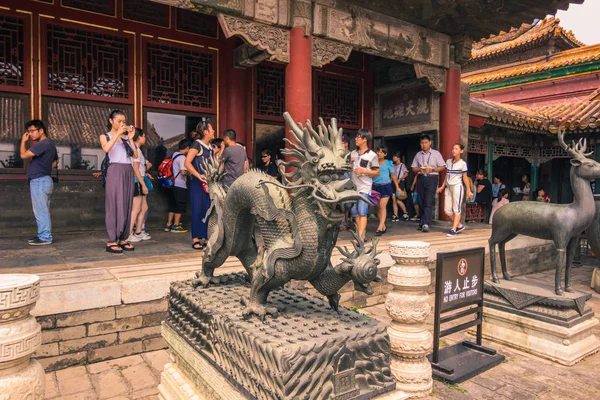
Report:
414,63,447,93
312,4,450,69
217,14,290,63
312,37,353,68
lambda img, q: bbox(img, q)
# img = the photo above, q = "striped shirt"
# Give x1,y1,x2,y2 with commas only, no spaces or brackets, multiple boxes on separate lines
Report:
445,158,468,186
411,149,445,176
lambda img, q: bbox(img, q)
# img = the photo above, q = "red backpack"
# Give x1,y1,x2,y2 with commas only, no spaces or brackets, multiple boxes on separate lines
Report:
157,153,184,188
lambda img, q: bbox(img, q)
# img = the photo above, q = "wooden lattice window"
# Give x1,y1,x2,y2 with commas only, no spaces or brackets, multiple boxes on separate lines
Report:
45,23,130,99
493,143,534,162
176,8,218,38
123,0,170,28
255,64,285,120
61,0,115,16
467,139,487,155
317,75,361,128
146,42,214,111
0,14,25,89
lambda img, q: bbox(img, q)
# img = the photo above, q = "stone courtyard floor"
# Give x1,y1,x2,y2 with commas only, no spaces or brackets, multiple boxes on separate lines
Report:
42,263,600,400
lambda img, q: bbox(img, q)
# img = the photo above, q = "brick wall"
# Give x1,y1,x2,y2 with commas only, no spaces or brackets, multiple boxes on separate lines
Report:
35,299,168,372
0,178,170,236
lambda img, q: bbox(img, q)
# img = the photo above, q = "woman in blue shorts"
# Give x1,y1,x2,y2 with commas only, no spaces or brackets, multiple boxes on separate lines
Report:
372,147,399,235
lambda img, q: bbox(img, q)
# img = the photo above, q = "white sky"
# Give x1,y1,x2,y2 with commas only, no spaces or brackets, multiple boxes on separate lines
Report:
554,1,600,45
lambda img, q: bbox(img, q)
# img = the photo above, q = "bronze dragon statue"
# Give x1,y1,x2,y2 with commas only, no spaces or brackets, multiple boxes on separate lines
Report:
194,112,381,319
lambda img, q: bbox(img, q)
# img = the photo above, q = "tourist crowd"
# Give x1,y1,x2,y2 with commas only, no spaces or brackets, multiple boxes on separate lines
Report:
21,112,550,248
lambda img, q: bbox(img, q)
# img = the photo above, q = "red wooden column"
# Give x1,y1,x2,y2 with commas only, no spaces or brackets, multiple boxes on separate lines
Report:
223,38,252,154
438,67,462,221
285,28,312,128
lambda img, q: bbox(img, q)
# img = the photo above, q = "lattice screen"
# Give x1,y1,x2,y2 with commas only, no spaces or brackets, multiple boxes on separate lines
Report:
317,75,360,128
146,42,214,110
256,64,285,119
46,24,130,98
0,14,25,88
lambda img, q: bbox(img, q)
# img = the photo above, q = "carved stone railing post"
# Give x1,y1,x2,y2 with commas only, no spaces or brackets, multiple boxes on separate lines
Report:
0,274,45,399
386,241,432,398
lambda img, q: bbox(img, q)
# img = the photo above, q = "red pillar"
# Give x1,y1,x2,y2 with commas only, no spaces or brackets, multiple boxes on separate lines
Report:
285,28,312,129
438,67,462,221
223,38,251,154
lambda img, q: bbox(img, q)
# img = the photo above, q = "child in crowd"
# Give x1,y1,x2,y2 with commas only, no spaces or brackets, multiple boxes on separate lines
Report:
437,144,473,237
536,188,551,203
489,189,510,224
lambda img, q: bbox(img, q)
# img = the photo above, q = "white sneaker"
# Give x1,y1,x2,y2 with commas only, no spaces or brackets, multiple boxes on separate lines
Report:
139,231,151,240
128,233,142,243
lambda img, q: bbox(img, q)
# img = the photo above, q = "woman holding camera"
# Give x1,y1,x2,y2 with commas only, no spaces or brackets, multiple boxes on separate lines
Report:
128,128,153,243
184,119,215,250
100,110,138,254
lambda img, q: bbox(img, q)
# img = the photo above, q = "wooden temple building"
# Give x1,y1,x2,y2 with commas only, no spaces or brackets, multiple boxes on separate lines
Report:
0,0,586,233
464,17,600,205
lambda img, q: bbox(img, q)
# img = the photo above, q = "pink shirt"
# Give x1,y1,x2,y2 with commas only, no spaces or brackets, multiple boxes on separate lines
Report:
489,198,510,224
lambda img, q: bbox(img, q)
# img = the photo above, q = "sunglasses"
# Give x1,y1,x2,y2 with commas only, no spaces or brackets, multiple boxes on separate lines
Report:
261,155,269,158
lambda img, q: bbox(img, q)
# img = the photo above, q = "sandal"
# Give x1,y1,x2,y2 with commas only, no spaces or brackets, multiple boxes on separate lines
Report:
192,241,204,250
119,242,135,251
106,244,123,254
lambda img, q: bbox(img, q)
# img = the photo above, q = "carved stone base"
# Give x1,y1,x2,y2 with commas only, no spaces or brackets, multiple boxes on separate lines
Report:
164,274,396,400
482,279,600,366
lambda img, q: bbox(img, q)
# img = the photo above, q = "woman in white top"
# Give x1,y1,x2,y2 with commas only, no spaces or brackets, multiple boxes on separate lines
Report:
100,110,138,254
128,128,153,243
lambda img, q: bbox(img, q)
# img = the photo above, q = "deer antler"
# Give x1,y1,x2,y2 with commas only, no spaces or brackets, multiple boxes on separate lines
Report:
557,127,594,159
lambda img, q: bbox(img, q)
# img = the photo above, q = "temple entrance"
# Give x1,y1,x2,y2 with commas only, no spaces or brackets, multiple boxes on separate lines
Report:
493,157,531,201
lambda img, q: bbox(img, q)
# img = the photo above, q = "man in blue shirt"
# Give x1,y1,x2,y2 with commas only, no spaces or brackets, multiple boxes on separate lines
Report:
20,120,58,246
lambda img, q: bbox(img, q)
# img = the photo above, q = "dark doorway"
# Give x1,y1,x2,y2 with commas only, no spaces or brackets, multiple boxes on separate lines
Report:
492,157,531,201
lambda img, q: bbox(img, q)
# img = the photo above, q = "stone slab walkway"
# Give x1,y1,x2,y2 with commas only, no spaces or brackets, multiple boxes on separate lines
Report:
44,350,170,400
44,263,600,400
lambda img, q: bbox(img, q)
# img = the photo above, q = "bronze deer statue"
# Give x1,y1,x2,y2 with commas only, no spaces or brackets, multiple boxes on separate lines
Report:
489,128,600,295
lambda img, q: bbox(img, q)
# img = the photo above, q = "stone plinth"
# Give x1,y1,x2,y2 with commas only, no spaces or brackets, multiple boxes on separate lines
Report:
0,274,45,399
386,241,432,398
159,274,396,400
483,278,600,366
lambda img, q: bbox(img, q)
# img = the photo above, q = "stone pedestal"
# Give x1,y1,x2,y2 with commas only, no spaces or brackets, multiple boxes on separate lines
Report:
386,241,432,398
483,278,600,366
159,274,396,400
0,274,45,399
591,268,600,294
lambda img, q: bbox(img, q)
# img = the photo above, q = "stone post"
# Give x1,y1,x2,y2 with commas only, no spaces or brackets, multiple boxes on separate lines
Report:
0,274,45,399
386,241,432,398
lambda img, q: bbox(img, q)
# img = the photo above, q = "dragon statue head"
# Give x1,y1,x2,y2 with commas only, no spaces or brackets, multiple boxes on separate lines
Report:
335,231,382,295
280,112,370,222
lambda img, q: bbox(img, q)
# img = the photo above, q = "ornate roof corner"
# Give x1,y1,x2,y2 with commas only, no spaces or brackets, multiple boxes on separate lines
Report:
312,37,353,68
470,17,585,62
217,14,290,63
414,63,446,93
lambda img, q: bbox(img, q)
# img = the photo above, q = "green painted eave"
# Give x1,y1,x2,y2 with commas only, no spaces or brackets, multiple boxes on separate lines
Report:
469,60,600,93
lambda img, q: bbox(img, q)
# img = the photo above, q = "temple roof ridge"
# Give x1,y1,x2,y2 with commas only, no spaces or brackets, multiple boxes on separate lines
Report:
470,17,585,62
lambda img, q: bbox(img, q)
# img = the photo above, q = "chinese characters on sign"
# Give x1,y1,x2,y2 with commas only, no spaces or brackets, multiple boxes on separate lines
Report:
381,86,432,128
438,250,484,312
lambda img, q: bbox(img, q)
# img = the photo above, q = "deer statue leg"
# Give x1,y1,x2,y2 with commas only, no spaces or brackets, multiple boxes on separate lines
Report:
555,248,566,296
499,234,517,281
489,239,499,283
565,236,580,293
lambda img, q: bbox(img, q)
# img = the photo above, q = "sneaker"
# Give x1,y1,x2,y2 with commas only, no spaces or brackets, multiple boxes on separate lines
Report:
447,230,458,237
29,238,52,246
139,231,151,240
170,224,188,233
164,224,173,232
421,224,430,233
28,236,38,243
128,233,143,243
402,213,410,221
391,215,400,222
410,216,420,221
456,225,466,233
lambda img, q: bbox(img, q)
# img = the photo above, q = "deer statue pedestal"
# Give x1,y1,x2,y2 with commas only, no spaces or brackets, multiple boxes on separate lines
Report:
481,277,600,366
